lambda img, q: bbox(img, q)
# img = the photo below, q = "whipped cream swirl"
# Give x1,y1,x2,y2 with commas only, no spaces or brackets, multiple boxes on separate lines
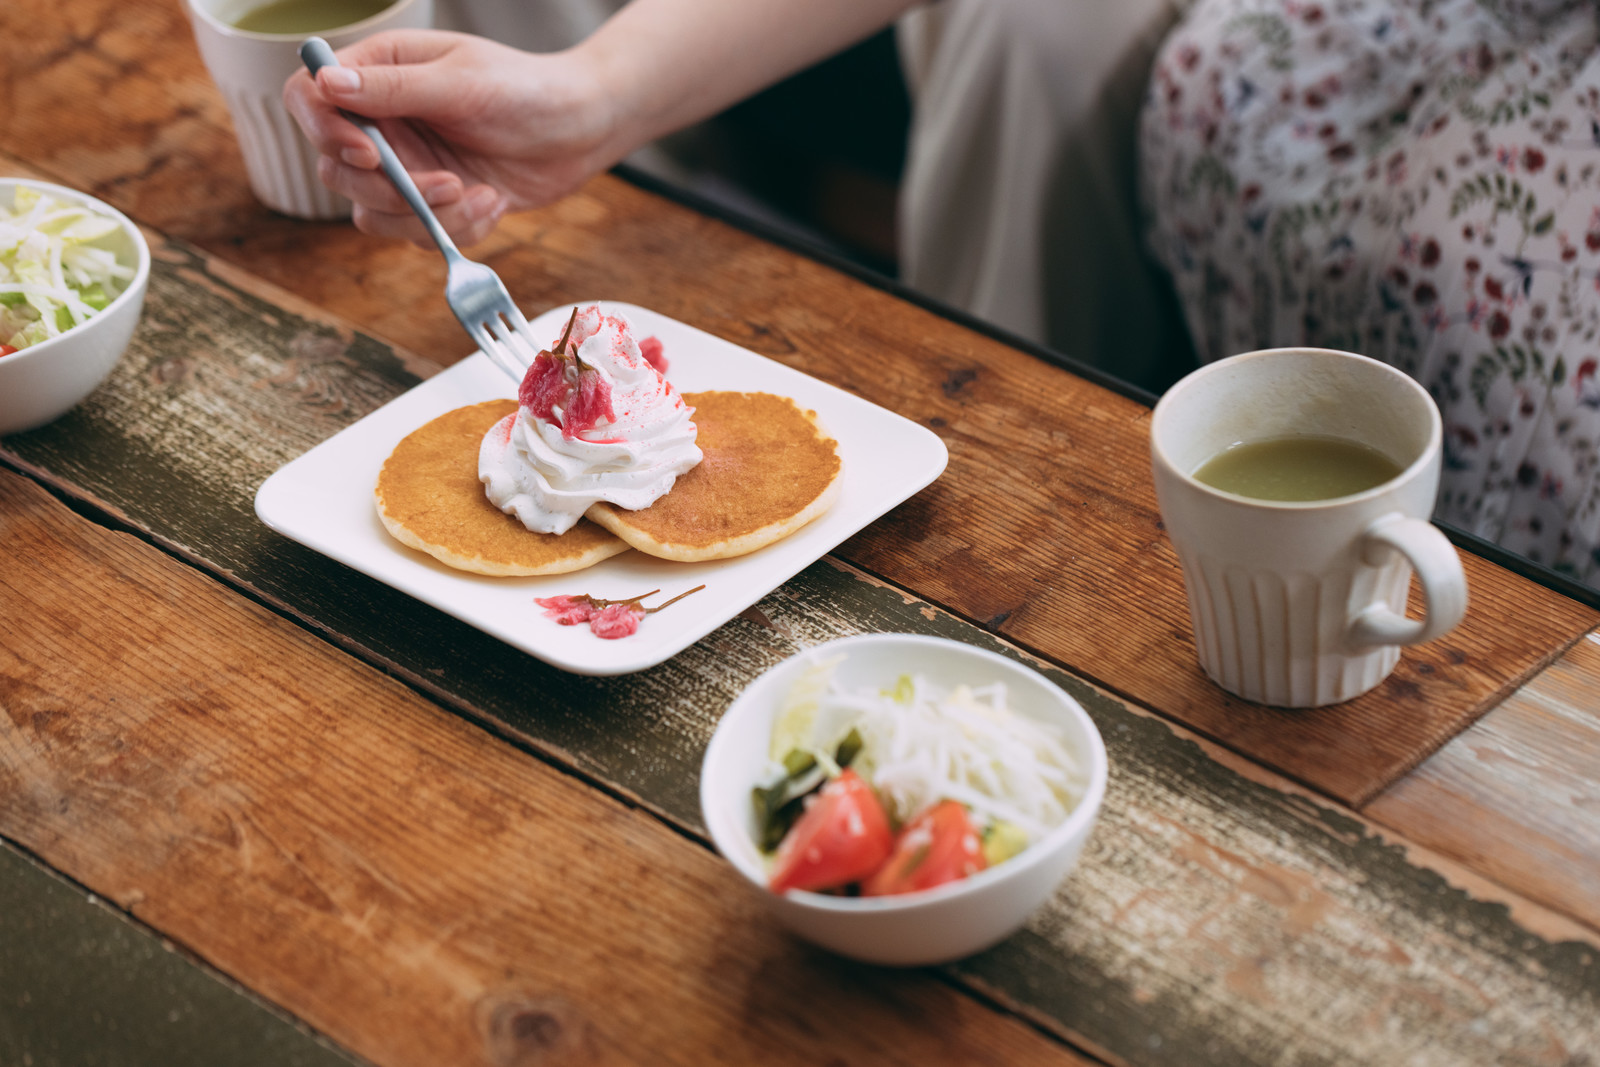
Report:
480,304,701,535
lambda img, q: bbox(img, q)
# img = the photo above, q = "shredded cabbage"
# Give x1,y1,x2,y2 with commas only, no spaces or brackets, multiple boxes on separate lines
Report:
0,187,133,352
771,658,1087,846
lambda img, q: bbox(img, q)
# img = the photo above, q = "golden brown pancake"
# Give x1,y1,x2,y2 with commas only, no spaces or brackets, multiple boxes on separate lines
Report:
376,399,629,576
585,391,842,562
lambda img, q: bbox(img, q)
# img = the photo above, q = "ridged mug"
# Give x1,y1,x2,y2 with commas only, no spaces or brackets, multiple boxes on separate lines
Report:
185,0,433,219
1150,347,1468,707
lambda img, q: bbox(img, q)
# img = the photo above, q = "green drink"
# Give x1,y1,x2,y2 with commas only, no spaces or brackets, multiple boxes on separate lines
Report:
1192,435,1403,502
231,0,395,34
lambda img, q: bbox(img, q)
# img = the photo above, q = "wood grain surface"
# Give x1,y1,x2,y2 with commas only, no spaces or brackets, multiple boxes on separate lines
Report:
5,465,1598,1067
5,3,1600,1064
1368,633,1600,932
0,841,362,1067
3,0,1597,805
0,216,1595,1066
0,470,1090,1067
0,222,1593,1062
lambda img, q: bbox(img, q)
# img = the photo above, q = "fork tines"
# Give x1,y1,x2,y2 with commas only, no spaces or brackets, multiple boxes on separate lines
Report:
448,268,543,385
468,303,541,385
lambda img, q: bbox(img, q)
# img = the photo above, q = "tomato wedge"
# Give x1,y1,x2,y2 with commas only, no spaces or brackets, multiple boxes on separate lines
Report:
768,769,892,894
0,344,17,358
862,800,987,896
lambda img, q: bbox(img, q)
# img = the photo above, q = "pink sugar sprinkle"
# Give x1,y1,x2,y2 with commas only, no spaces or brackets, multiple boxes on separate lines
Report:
566,304,602,349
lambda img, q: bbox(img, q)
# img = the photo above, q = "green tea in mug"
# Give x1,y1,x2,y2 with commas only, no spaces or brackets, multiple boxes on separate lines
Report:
231,0,396,34
1193,435,1403,502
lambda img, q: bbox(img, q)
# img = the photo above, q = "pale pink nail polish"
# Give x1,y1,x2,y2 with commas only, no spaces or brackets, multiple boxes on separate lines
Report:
320,68,360,93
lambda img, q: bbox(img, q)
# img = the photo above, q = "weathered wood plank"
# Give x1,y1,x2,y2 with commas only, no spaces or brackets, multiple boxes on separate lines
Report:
0,157,1596,1062
3,225,1598,1064
974,705,1600,1067
0,840,364,1067
1366,632,1600,931
7,5,1600,1062
6,0,1598,805
0,470,1089,1067
6,465,1599,1067
0,222,1581,839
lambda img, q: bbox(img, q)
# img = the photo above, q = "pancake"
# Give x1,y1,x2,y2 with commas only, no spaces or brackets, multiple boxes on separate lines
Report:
376,400,629,576
584,391,842,562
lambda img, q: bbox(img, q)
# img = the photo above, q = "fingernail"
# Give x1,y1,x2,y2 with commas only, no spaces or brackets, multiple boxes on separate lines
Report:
424,182,459,206
320,67,360,93
340,146,373,167
467,187,499,217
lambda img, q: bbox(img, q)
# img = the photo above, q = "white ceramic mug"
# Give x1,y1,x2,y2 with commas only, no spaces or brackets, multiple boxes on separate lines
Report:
184,0,433,219
1149,347,1468,707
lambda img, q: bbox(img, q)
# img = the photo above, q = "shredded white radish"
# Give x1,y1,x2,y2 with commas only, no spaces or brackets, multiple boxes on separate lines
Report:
772,661,1087,845
0,188,132,351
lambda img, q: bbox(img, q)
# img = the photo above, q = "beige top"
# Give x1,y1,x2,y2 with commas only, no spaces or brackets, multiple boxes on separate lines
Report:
435,0,1194,388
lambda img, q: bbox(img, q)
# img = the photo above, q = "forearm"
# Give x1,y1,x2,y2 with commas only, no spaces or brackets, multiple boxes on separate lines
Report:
580,0,922,156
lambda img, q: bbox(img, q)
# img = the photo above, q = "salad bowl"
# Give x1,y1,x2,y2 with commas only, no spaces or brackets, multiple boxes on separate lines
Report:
701,633,1108,966
0,178,150,436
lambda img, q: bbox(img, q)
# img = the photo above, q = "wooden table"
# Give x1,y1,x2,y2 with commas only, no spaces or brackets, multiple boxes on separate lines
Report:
4,2,1599,1064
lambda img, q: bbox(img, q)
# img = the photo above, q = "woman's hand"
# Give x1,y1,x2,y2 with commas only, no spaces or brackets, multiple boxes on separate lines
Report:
284,0,920,247
283,30,622,247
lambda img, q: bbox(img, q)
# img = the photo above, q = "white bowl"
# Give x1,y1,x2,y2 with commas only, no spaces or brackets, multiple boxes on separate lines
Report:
701,633,1109,966
0,178,151,436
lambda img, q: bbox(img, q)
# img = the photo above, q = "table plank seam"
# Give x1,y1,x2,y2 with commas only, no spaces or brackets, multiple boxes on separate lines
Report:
0,834,376,1067
1345,624,1600,805
827,553,1568,813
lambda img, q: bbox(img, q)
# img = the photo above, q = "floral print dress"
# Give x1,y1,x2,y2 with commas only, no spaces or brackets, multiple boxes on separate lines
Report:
1141,0,1600,586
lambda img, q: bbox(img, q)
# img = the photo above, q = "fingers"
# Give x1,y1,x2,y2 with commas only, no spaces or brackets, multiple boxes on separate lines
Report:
283,67,379,169
314,155,465,215
307,30,477,125
282,29,471,168
330,28,465,69
278,28,513,247
348,184,506,248
312,58,461,123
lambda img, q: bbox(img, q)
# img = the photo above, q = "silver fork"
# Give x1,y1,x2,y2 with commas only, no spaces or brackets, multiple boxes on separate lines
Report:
300,36,537,385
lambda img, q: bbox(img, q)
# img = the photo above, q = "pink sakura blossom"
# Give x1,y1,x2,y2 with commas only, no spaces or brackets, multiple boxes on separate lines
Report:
534,585,707,640
589,604,642,640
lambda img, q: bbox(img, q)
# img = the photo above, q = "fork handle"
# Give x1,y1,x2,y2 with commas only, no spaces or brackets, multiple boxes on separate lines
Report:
299,37,465,263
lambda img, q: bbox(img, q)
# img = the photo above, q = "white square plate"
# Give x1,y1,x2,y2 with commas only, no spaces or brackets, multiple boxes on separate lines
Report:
254,303,948,676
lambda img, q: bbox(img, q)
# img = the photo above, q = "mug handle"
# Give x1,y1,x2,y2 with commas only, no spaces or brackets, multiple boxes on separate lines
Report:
1347,513,1468,649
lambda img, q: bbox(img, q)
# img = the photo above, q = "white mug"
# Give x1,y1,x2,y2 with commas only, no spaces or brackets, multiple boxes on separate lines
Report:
1149,347,1468,707
184,0,433,219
